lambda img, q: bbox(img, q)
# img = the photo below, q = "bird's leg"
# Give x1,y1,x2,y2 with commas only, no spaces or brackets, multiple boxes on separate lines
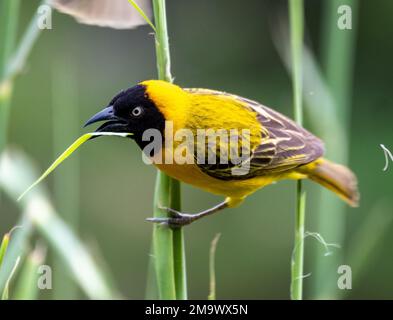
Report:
146,200,229,228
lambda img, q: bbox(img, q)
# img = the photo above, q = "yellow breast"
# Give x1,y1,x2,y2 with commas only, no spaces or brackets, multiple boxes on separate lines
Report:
153,147,277,199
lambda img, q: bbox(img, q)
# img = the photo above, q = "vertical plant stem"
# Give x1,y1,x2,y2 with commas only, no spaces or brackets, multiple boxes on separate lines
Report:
170,181,187,299
0,82,13,155
289,0,306,300
0,0,20,153
152,175,176,299
0,0,47,153
145,245,158,299
0,0,19,258
3,0,48,83
151,0,187,299
311,0,358,299
0,0,20,76
52,61,80,299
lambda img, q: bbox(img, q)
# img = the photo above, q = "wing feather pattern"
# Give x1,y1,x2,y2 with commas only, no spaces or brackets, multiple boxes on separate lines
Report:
184,88,325,180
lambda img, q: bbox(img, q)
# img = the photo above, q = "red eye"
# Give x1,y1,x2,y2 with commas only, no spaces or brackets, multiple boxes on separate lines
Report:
131,106,143,117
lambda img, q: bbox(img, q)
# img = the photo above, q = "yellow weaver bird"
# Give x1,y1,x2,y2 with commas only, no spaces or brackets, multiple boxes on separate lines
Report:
85,80,359,227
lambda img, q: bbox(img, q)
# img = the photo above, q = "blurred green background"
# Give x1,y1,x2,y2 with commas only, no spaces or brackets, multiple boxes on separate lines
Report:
1,0,393,299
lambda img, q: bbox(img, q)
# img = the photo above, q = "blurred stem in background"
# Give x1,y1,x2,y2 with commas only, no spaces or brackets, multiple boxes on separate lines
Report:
13,244,46,300
0,0,47,153
151,0,187,300
0,0,47,299
52,61,80,299
311,0,358,299
208,234,220,300
345,200,393,294
289,0,306,300
0,149,119,299
0,0,20,153
0,1,118,299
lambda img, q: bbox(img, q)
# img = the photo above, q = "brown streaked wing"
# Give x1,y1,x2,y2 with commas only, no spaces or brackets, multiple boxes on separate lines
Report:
184,88,325,179
235,95,325,174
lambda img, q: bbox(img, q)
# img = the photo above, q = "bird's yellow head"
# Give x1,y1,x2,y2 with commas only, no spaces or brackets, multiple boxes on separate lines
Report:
84,80,188,149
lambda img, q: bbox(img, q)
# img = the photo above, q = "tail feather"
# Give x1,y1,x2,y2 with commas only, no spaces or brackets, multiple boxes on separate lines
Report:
299,158,359,207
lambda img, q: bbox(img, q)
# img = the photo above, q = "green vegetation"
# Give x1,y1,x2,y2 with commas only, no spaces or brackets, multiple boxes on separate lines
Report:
0,0,391,300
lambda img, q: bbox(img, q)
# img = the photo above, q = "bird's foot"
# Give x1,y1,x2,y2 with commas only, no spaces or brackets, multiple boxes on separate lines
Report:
146,206,196,228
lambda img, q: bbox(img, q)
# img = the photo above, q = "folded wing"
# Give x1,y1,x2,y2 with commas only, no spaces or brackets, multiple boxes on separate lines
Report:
184,88,325,180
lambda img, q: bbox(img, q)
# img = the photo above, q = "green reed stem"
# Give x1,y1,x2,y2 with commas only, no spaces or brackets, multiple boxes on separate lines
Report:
0,0,20,77
0,0,20,153
289,0,306,300
151,0,187,300
2,0,48,84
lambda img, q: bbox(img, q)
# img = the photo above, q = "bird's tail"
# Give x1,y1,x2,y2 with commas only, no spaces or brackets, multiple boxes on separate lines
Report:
298,158,359,207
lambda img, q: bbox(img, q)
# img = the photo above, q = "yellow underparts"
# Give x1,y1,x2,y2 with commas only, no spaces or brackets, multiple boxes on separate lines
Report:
154,152,309,207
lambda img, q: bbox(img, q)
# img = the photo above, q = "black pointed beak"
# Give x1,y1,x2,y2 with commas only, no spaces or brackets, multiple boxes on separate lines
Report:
84,105,130,134
84,106,115,128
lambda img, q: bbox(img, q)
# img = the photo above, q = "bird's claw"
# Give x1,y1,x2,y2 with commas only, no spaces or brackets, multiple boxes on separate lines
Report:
157,205,182,218
146,212,195,228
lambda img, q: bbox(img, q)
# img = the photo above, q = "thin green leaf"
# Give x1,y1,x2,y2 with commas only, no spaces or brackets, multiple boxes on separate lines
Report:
127,0,156,32
18,132,132,201
0,219,32,297
0,234,10,267
1,256,20,300
0,227,21,267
